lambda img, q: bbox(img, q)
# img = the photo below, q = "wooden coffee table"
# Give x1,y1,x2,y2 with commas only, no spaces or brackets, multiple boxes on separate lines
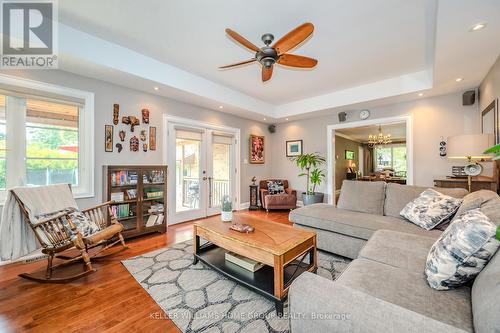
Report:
193,214,317,315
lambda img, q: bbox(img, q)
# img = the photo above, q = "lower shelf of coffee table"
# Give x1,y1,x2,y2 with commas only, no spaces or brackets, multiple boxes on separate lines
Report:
195,243,311,302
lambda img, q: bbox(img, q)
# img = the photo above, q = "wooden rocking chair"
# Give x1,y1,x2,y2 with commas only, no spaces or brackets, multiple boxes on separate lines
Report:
11,187,127,283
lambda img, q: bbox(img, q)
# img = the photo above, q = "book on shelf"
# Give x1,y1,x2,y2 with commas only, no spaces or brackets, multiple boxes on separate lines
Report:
225,252,264,272
111,192,125,202
155,214,164,225
126,189,137,199
112,204,130,219
145,215,157,227
148,203,164,214
110,170,140,186
145,190,163,199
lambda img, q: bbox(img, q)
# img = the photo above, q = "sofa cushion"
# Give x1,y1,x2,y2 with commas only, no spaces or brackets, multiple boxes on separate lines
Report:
384,183,468,219
400,189,463,230
336,259,473,332
453,190,500,222
425,209,500,290
358,230,438,273
472,246,500,333
337,180,386,215
290,204,442,240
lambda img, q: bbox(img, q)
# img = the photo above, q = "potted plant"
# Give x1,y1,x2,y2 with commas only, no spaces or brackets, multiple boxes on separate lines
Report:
291,152,326,205
221,195,232,222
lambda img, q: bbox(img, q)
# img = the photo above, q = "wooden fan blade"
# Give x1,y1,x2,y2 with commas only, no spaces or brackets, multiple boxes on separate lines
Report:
273,23,314,55
277,54,318,68
219,59,256,69
225,29,260,52
262,65,273,82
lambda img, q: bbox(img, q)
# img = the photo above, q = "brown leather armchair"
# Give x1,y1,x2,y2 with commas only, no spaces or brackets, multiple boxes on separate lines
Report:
259,179,297,211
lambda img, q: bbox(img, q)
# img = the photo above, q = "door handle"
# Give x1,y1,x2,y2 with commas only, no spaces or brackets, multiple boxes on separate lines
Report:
202,176,207,181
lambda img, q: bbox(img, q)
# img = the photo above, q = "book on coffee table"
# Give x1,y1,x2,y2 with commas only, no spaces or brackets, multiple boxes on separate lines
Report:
225,252,264,272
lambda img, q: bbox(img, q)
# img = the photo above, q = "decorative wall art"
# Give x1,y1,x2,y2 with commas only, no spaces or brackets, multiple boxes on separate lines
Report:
130,136,139,151
119,130,126,142
345,150,355,160
250,135,265,164
113,104,119,125
143,143,148,152
116,143,123,153
140,130,147,141
105,125,113,152
286,140,303,157
149,127,157,150
122,116,140,132
142,109,150,124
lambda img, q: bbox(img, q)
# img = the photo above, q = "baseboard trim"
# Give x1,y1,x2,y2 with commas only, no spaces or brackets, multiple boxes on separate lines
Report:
239,202,250,210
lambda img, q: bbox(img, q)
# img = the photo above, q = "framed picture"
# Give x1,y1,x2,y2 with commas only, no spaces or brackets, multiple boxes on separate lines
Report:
105,125,113,152
286,140,303,157
481,99,499,144
249,134,265,164
149,126,157,150
345,150,355,160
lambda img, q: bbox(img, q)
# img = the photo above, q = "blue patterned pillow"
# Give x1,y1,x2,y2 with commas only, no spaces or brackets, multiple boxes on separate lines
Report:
267,180,285,195
425,208,500,290
36,207,100,238
400,188,462,230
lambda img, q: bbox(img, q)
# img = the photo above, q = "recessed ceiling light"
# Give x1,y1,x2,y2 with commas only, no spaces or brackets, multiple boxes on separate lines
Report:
455,77,463,82
263,118,267,121
153,87,159,91
219,105,223,109
285,118,289,121
470,22,487,32
418,93,424,97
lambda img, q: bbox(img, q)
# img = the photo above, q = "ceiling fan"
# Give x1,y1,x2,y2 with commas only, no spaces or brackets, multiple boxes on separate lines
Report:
220,23,318,82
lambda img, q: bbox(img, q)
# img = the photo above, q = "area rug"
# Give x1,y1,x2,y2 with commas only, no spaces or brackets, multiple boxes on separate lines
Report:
122,239,350,333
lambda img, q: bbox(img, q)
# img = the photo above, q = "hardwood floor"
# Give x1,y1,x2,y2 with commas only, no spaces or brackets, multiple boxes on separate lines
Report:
0,210,291,333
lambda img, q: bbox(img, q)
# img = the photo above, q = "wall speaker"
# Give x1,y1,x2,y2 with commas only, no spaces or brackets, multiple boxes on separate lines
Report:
463,90,475,106
268,124,276,133
338,111,347,123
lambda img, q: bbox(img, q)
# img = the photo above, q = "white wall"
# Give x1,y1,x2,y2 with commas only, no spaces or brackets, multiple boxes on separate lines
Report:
479,54,500,114
0,70,272,208
271,92,480,194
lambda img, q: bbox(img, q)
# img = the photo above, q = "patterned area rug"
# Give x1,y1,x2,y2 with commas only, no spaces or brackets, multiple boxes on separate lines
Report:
122,239,350,333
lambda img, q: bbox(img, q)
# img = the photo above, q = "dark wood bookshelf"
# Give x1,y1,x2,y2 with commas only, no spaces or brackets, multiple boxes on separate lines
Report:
103,165,167,239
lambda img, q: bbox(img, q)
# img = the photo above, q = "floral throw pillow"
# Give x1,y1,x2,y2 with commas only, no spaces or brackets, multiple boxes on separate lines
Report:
400,189,463,230
425,209,500,290
36,207,100,238
267,180,285,195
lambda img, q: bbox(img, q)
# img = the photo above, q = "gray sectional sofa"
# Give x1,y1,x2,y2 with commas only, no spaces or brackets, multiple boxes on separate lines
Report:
288,181,500,333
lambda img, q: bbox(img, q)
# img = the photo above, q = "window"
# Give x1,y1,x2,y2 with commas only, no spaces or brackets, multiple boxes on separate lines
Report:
26,99,79,186
374,144,407,174
0,81,94,200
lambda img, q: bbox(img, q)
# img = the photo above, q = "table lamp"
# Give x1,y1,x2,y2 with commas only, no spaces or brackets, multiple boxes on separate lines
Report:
447,134,495,192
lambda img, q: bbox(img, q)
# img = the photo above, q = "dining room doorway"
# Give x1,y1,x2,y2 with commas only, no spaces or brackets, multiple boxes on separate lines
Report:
326,115,413,205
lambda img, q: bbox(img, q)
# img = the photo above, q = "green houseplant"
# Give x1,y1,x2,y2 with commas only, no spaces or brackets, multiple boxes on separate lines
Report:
291,152,326,205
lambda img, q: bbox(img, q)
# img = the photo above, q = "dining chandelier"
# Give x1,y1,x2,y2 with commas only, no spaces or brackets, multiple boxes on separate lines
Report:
368,125,392,147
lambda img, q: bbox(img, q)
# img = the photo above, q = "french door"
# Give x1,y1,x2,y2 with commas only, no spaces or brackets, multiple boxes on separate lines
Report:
167,122,236,224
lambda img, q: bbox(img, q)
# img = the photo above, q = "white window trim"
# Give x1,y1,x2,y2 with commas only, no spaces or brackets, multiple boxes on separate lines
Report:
0,74,95,200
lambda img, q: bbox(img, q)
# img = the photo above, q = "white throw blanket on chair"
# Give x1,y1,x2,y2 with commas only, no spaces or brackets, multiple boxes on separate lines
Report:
0,184,79,261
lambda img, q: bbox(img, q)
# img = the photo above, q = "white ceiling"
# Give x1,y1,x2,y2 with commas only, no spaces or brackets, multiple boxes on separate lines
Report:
336,122,407,142
54,0,500,122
